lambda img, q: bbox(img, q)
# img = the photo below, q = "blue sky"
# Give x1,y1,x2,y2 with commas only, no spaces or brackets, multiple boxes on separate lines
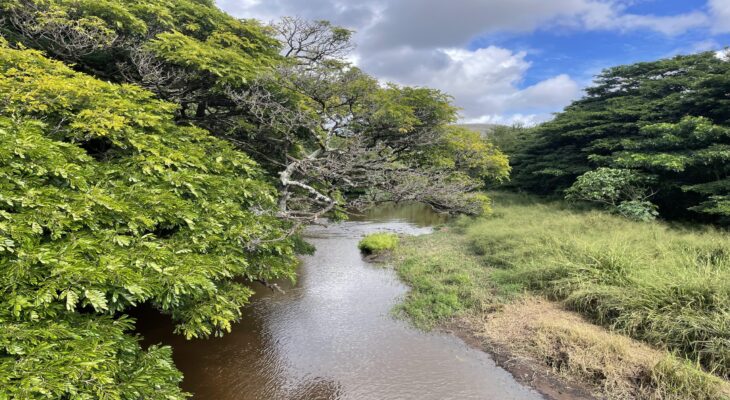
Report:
475,1,730,89
219,0,730,124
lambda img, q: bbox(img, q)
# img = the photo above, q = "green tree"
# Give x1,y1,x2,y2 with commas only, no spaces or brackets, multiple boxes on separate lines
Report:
0,40,297,398
1,1,510,217
613,117,730,218
508,51,730,222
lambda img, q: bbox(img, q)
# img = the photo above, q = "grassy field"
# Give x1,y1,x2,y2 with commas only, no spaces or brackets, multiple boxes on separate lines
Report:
391,192,730,399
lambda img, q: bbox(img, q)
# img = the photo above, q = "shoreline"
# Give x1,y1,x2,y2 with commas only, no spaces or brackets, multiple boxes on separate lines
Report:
439,316,598,400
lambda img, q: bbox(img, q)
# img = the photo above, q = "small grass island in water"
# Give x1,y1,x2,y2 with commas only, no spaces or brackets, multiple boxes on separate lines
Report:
358,232,400,254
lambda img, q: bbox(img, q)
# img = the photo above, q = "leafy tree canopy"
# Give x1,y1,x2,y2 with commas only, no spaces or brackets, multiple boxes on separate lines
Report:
507,51,730,222
0,40,297,399
0,2,509,219
0,1,511,397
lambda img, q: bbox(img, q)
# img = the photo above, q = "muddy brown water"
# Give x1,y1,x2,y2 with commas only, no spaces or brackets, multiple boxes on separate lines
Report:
137,204,543,400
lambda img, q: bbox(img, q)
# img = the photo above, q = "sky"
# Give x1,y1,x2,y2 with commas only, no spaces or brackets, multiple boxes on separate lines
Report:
217,0,730,125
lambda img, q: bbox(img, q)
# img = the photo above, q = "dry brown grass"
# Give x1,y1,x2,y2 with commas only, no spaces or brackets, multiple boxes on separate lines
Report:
476,297,730,400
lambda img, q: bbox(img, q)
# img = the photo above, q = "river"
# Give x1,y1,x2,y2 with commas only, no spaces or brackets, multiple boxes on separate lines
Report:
136,204,543,400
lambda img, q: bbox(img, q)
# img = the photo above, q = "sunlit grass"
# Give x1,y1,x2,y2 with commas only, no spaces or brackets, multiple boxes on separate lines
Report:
484,298,730,399
392,231,496,328
358,232,399,254
391,192,730,397
476,193,730,378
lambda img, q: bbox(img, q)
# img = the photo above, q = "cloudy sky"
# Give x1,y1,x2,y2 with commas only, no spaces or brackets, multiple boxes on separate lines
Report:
218,0,730,125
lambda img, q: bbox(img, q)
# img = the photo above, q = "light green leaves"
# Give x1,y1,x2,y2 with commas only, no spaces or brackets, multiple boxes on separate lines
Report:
62,289,78,311
0,39,296,398
566,167,658,221
84,289,108,311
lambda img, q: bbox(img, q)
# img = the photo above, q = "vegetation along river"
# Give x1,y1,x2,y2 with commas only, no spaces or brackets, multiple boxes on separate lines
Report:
137,204,543,399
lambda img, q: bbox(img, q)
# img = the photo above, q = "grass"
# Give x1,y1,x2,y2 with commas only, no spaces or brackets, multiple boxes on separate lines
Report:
391,192,730,398
485,298,730,399
480,193,730,379
358,232,399,254
392,231,495,328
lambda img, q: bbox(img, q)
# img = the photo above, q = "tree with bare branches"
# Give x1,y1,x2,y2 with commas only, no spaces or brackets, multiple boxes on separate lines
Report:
1,0,510,222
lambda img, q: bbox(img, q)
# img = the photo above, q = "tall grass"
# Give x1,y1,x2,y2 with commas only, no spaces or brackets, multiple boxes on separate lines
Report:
471,193,730,378
393,232,496,328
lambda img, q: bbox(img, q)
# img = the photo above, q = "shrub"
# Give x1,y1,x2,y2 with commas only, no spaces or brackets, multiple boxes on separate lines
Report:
565,168,658,221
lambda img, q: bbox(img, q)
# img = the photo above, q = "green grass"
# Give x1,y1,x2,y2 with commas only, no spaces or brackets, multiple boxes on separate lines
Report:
392,231,498,328
358,232,399,254
477,192,730,379
393,192,730,380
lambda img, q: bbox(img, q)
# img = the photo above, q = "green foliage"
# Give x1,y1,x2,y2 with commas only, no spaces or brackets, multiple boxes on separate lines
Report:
0,43,297,398
0,0,281,66
0,0,282,128
483,124,536,160
424,126,510,181
358,232,399,254
566,167,658,221
0,315,185,399
566,168,647,205
615,200,659,222
1,0,511,218
506,52,730,223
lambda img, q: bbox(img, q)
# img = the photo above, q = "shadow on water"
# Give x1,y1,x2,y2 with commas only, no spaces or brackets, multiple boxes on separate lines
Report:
135,203,542,400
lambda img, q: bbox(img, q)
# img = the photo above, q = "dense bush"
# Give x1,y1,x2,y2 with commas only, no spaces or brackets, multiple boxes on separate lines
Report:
0,41,297,398
565,167,658,221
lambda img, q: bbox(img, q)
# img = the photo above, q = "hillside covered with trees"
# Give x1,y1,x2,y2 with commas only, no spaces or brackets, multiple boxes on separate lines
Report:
0,0,510,398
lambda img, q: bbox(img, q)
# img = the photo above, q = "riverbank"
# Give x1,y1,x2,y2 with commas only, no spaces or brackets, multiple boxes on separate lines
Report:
390,193,730,399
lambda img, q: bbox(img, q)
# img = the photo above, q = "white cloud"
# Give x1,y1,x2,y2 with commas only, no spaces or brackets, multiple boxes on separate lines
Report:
216,0,712,123
508,74,581,111
365,0,709,50
464,113,552,127
717,48,730,61
709,0,730,33
362,46,581,122
581,11,709,35
691,39,723,52
220,0,711,47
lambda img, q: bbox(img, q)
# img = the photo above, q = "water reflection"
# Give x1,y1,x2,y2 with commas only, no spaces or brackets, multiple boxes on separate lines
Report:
349,202,449,227
136,204,541,400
